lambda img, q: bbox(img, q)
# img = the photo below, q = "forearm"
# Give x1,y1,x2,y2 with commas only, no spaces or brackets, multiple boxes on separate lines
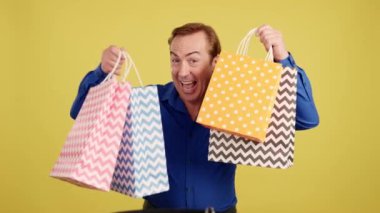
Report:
278,53,319,130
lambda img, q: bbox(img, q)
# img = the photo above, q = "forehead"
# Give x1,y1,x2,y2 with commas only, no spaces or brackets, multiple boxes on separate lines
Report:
170,31,210,56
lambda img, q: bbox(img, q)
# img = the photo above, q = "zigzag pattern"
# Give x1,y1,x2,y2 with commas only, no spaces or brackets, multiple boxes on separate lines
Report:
111,102,136,195
111,86,169,198
208,67,298,169
51,79,131,190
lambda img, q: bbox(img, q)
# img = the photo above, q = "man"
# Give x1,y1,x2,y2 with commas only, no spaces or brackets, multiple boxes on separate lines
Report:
70,23,319,213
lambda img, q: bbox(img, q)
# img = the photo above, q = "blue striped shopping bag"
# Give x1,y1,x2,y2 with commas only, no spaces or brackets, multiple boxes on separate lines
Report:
111,85,169,197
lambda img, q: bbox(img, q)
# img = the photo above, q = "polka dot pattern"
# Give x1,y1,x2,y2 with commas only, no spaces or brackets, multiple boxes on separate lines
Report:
197,51,282,142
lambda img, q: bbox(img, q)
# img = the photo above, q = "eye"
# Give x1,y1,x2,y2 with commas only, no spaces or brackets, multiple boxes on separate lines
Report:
171,58,180,64
189,59,199,66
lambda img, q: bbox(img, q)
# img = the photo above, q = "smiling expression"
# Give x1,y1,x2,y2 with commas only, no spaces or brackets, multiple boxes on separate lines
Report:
170,31,217,107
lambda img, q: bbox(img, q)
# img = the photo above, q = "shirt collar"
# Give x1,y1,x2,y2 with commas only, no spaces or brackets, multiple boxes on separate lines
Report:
161,82,189,114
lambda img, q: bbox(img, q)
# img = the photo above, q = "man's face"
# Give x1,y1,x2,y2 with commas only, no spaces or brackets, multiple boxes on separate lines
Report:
170,31,217,107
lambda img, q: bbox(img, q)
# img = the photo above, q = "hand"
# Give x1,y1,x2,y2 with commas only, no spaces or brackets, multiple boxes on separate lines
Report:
100,45,126,74
256,25,289,61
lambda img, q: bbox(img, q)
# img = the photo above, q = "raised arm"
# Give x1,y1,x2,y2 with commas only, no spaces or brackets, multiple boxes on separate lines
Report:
256,24,319,130
70,45,125,119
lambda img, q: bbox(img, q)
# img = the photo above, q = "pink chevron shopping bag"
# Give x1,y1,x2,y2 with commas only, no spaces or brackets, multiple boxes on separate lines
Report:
50,52,132,191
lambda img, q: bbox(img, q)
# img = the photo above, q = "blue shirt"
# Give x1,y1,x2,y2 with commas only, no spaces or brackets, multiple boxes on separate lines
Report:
70,53,319,212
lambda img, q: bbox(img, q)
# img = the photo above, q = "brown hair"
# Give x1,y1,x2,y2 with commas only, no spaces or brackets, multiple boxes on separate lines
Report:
168,23,221,58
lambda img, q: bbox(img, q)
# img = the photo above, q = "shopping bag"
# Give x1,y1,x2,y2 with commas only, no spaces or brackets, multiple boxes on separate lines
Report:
208,66,298,169
196,29,283,142
111,57,169,197
50,51,132,190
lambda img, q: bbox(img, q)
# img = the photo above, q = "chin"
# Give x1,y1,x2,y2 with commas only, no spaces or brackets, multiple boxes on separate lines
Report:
180,91,202,104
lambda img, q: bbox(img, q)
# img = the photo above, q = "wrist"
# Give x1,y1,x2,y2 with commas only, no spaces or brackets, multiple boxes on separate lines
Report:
277,52,296,68
95,64,108,78
274,50,289,62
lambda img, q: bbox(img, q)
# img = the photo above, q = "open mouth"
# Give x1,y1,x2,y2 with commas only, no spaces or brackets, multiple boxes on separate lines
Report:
181,80,197,93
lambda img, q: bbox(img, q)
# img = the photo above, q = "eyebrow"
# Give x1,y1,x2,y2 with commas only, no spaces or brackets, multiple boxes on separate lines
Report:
170,51,201,57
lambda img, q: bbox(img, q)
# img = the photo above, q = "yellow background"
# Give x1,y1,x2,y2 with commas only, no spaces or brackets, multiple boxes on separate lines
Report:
1,0,379,212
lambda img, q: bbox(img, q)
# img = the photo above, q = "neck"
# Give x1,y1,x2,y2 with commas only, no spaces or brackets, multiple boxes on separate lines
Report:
184,101,201,121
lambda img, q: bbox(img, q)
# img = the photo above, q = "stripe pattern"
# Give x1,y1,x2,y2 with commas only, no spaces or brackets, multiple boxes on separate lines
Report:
208,67,297,169
50,78,131,190
111,86,169,197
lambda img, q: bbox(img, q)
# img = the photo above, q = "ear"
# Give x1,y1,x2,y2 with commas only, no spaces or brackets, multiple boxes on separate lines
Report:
211,54,219,67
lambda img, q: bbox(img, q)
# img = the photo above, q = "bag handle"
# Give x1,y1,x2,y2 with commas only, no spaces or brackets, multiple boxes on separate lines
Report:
101,50,144,86
236,28,274,62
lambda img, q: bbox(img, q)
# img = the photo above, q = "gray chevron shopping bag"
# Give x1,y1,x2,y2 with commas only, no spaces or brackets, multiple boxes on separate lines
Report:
208,67,297,169
207,28,298,169
111,85,169,197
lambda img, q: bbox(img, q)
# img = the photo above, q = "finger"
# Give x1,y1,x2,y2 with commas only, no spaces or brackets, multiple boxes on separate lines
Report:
116,64,123,71
102,45,124,73
256,24,272,36
108,49,124,62
115,61,123,75
104,49,118,62
109,60,120,70
115,69,121,75
260,32,280,44
106,62,115,73
119,57,126,65
107,60,118,70
264,33,284,49
110,46,122,58
260,34,281,51
259,33,276,45
256,24,270,33
111,56,126,70
120,47,126,59
259,30,281,45
109,55,125,69
259,32,277,44
257,28,277,41
270,36,284,48
261,41,271,51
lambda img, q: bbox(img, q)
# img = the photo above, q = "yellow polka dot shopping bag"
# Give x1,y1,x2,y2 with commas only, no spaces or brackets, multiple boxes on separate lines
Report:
197,28,283,143
197,28,298,169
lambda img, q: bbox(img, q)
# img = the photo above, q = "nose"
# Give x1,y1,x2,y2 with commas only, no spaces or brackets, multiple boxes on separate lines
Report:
178,62,190,77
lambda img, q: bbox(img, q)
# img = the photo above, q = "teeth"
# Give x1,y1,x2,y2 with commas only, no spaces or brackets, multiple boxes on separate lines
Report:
181,81,194,85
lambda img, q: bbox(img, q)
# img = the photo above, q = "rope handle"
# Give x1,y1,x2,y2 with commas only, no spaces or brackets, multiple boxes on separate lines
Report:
236,28,274,62
101,50,144,86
